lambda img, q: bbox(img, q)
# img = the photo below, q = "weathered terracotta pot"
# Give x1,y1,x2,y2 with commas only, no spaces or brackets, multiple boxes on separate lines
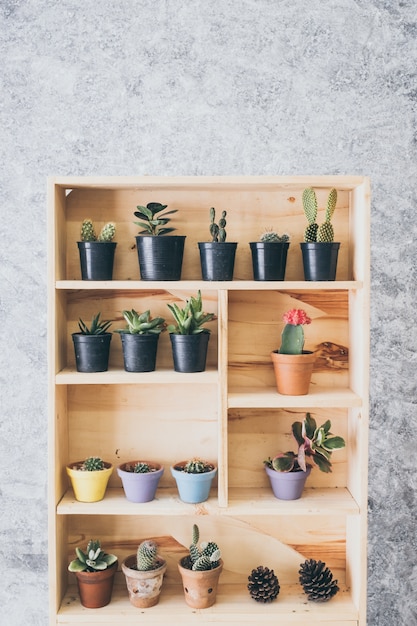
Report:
122,554,167,608
178,558,223,608
270,350,316,395
74,561,118,608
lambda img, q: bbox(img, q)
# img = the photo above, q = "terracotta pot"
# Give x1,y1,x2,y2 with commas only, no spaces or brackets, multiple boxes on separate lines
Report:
122,554,167,608
66,461,113,502
270,350,316,395
74,561,118,608
265,465,311,500
178,557,223,608
117,461,164,503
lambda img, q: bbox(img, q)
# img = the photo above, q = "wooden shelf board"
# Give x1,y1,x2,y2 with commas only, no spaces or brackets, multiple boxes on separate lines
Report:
58,582,357,623
228,387,362,408
56,367,219,385
57,487,359,516
56,280,362,291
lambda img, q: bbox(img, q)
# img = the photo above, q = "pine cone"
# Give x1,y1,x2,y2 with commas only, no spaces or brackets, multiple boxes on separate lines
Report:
247,565,280,603
299,559,339,602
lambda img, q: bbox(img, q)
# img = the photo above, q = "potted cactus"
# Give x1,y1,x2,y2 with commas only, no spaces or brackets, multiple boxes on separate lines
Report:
68,539,118,608
249,229,290,281
121,539,167,608
71,312,112,373
167,290,216,372
170,457,217,503
198,207,238,280
134,201,186,280
264,413,345,500
177,524,223,608
117,460,164,502
77,219,117,280
270,308,316,395
300,187,340,280
66,456,113,502
115,308,166,372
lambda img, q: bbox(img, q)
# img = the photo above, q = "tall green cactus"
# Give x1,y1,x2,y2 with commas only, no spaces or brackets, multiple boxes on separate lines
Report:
136,540,159,571
210,207,227,242
317,188,337,242
81,219,97,242
302,188,337,242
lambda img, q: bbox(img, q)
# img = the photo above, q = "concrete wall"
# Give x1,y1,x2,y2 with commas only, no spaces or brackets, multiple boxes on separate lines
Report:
2,1,416,623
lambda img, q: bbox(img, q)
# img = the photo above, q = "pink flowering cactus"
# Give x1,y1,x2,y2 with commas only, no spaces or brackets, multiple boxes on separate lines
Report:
282,309,312,327
279,309,311,354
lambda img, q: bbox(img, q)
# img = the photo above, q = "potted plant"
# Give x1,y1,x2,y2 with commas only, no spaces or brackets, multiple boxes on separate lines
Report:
71,312,112,373
77,219,117,280
167,290,216,372
198,207,238,280
300,187,340,281
249,229,290,281
270,308,316,395
122,539,167,608
117,460,164,502
264,412,346,500
68,539,118,608
171,457,217,503
177,523,223,608
66,456,113,502
115,309,166,372
134,201,186,280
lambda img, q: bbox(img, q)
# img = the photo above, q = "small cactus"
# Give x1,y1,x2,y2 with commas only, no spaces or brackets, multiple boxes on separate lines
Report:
302,188,337,242
278,309,312,355
132,462,151,473
260,229,290,243
136,540,160,571
182,458,215,474
187,524,221,571
81,219,97,242
210,207,227,242
98,222,116,242
80,457,105,471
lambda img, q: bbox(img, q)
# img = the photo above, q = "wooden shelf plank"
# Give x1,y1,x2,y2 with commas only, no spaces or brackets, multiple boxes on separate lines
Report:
56,280,362,291
58,582,358,623
56,367,219,385
228,387,362,408
57,487,359,516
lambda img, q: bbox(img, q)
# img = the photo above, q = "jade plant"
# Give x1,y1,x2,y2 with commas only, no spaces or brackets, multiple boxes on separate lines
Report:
278,309,312,355
115,309,166,335
77,313,112,335
182,524,221,571
68,539,117,573
174,457,215,474
260,229,289,243
80,219,116,242
167,290,216,335
209,207,227,242
135,540,164,571
264,412,345,474
302,187,337,242
134,202,177,236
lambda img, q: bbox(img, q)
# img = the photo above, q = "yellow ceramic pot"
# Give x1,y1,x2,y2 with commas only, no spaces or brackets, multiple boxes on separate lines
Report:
66,461,113,502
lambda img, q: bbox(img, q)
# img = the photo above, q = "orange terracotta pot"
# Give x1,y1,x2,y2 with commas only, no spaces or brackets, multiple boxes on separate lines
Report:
270,350,316,395
74,561,118,608
178,558,223,608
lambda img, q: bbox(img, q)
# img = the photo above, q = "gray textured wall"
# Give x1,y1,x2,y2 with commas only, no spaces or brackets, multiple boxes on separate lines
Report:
1,1,416,624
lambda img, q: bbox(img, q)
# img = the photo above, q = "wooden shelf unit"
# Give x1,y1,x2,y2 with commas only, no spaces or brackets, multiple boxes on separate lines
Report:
48,175,370,625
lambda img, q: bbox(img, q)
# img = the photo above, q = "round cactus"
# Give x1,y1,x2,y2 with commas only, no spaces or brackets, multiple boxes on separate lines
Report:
98,222,116,242
136,540,158,571
81,457,104,471
81,219,97,242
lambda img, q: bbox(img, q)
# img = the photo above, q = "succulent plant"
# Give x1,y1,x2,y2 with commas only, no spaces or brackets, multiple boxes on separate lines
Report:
68,539,117,573
136,540,164,571
278,309,312,355
77,313,112,335
260,229,289,243
134,202,177,236
180,458,215,474
167,290,216,335
183,524,221,571
115,309,166,335
80,219,116,242
209,207,227,242
79,456,105,471
129,462,152,473
264,412,345,474
302,188,337,242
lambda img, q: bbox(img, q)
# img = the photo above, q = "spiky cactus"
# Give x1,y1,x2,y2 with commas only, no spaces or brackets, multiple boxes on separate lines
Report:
278,309,312,355
302,188,337,242
183,458,214,474
187,524,221,571
81,219,97,242
132,462,151,473
80,456,105,471
210,207,227,242
136,540,159,571
260,230,289,243
98,222,116,242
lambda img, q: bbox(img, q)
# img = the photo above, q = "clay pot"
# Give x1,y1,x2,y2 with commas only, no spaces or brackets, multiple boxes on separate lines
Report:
178,558,223,608
74,561,118,608
270,350,316,395
122,554,167,608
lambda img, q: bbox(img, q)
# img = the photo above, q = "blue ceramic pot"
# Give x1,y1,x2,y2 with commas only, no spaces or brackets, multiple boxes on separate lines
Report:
171,463,217,503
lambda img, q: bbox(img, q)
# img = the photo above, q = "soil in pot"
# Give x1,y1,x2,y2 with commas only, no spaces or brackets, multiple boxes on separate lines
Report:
178,557,223,608
122,554,167,608
75,561,118,608
117,461,164,503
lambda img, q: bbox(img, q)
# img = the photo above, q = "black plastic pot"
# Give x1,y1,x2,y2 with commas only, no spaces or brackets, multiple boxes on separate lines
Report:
72,333,112,372
198,242,237,281
169,333,210,373
77,242,117,281
250,242,289,281
119,333,159,372
300,242,340,281
136,236,186,280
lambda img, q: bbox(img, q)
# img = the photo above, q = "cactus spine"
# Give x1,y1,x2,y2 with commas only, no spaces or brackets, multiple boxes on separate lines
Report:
317,188,337,242
98,222,116,242
210,207,227,242
81,219,97,242
260,230,289,243
302,188,337,242
136,540,159,571
183,458,213,473
188,524,221,571
132,462,151,473
81,457,104,471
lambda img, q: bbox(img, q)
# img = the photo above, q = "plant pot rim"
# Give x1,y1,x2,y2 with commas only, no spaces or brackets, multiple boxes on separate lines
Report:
198,241,238,245
249,240,290,245
71,332,112,338
265,464,312,479
67,460,113,472
77,240,117,245
171,461,217,474
122,554,167,576
271,349,314,356
117,460,163,474
300,241,341,246
74,559,118,580
178,556,224,573
135,234,186,239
